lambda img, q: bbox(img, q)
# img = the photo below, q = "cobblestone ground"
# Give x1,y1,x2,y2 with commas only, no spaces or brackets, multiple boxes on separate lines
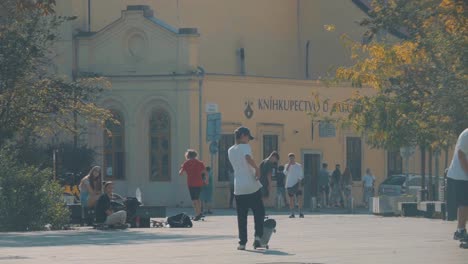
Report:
0,209,467,264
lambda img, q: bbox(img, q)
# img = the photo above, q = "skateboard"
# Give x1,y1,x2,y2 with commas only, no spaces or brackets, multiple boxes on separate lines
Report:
254,218,276,250
460,238,468,249
151,220,166,228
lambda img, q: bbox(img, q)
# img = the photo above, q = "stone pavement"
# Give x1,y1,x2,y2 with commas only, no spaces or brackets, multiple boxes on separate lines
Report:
0,208,467,264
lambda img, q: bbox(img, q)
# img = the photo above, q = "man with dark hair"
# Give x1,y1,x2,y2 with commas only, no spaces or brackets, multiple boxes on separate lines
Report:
285,153,304,218
318,163,330,208
95,182,127,227
179,149,207,221
228,126,265,250
259,151,280,205
448,128,468,241
276,165,287,209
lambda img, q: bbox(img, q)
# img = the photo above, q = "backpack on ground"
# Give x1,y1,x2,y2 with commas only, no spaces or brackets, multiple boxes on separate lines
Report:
167,213,193,228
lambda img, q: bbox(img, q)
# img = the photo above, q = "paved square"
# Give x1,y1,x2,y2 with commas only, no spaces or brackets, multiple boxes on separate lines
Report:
0,209,466,264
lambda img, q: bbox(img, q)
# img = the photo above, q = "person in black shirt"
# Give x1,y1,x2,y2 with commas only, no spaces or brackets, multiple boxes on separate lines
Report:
276,165,287,209
95,182,127,226
331,164,343,207
259,151,279,205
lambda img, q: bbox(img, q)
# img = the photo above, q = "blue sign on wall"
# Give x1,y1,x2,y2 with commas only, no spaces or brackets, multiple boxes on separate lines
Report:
207,113,222,143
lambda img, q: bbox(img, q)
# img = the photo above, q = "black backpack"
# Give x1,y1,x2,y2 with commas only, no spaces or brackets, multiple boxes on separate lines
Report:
167,213,193,228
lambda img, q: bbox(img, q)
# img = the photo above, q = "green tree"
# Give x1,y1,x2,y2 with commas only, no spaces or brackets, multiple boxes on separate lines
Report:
0,0,113,146
334,0,467,198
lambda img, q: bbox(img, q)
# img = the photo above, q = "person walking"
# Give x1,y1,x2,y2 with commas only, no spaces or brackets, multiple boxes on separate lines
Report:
330,164,342,207
259,151,280,206
318,163,330,208
285,153,304,218
179,149,207,221
228,126,265,250
276,165,288,209
362,168,375,208
201,166,214,214
447,128,468,241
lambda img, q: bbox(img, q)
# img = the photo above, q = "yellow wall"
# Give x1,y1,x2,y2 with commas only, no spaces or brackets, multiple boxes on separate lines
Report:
68,0,367,79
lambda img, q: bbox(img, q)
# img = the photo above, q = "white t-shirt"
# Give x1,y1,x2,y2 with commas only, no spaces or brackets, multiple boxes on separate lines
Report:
447,128,468,181
284,163,304,188
228,143,262,195
362,174,375,188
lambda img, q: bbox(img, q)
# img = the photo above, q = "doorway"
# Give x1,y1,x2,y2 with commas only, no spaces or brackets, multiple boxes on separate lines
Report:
302,152,321,208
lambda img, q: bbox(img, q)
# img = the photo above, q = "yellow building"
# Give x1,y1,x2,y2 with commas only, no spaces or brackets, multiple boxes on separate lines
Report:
52,1,450,208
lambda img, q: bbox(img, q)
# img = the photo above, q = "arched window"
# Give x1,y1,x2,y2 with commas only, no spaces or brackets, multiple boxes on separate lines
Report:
149,109,171,181
103,111,125,180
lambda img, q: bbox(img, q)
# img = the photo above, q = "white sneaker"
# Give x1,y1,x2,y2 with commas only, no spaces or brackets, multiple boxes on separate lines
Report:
237,244,246,250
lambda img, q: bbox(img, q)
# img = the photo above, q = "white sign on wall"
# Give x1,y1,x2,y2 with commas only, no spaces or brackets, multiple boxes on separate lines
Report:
205,103,219,113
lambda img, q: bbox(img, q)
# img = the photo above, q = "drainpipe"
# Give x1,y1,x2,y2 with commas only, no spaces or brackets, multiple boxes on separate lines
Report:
88,0,91,32
197,66,205,160
305,40,310,79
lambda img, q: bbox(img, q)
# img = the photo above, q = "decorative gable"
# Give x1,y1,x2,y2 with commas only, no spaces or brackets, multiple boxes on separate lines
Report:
76,5,199,76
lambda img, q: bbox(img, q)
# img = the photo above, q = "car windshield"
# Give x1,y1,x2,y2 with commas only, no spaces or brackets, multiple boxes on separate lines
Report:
381,176,406,186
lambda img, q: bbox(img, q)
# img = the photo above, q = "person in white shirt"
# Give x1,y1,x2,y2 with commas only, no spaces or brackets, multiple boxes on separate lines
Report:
228,126,265,250
362,168,375,208
284,153,304,218
447,128,468,241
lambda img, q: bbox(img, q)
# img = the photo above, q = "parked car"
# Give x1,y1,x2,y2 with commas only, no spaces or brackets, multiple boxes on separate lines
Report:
378,174,443,198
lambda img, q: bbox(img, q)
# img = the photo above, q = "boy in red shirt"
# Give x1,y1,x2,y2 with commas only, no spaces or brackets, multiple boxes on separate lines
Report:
179,149,207,221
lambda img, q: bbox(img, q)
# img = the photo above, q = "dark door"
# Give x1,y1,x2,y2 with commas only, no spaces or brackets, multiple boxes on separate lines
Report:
346,137,362,181
303,153,321,208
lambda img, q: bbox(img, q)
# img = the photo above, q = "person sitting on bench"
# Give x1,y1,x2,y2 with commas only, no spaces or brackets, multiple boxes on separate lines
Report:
96,181,127,227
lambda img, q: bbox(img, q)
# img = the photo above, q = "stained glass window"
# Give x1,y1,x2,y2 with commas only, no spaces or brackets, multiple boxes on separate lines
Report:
150,109,171,181
103,111,125,180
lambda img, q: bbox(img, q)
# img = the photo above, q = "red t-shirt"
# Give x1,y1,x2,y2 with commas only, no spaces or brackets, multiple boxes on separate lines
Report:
182,159,206,187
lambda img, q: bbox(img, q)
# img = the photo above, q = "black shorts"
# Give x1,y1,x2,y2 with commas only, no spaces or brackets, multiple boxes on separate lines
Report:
188,187,201,200
260,186,269,198
453,179,468,207
287,183,303,197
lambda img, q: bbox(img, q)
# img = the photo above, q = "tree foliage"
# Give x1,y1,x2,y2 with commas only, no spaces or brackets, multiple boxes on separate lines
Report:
335,0,467,150
0,0,113,145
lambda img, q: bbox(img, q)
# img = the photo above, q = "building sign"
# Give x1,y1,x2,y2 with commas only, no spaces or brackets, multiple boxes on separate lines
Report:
255,97,351,113
319,122,336,138
205,103,219,113
243,95,354,119
206,112,222,142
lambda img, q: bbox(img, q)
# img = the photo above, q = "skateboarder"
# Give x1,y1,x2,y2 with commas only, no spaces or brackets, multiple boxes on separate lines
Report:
179,149,207,221
285,153,304,218
447,128,468,241
95,182,127,227
228,126,265,250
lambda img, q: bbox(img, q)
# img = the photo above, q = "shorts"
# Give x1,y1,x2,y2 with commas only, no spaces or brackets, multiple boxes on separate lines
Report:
260,186,269,198
188,187,201,201
287,183,303,197
453,179,468,207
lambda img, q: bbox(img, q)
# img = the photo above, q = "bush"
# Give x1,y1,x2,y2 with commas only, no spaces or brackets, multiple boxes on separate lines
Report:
0,146,70,231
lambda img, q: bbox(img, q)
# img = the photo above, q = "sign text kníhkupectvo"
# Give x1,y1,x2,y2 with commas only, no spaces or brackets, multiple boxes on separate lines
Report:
256,97,351,113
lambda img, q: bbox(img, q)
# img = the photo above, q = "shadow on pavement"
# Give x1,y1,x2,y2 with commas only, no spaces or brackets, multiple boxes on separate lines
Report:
0,230,234,248
244,249,294,256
